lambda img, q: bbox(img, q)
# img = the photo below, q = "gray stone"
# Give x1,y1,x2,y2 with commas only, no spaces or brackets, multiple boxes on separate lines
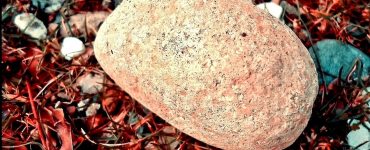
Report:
76,73,104,94
86,103,101,116
13,13,47,40
347,119,370,150
309,39,370,85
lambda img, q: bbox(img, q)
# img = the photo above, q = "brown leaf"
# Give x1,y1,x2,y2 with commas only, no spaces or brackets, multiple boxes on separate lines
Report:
86,114,106,130
50,108,73,150
318,20,328,32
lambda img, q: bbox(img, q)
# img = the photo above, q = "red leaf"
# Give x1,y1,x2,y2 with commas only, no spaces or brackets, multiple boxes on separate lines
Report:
50,108,73,150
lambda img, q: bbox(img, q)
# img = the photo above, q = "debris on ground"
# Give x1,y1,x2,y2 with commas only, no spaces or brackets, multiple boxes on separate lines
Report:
2,0,369,149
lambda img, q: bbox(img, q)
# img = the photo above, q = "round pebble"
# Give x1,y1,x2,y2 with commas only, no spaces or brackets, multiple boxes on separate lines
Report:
61,37,86,61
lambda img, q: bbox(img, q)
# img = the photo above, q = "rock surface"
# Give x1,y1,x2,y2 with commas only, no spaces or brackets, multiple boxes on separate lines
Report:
85,103,101,116
14,13,47,40
94,0,318,149
308,39,370,85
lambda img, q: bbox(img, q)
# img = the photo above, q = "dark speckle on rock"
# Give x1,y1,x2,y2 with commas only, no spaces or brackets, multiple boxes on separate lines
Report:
241,32,247,37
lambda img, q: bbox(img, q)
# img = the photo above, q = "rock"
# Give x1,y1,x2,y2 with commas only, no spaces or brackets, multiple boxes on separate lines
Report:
308,39,370,85
256,2,283,20
77,99,101,116
60,11,110,37
347,119,370,149
31,0,64,14
61,37,86,60
76,73,104,94
86,103,101,116
93,0,318,149
362,87,370,97
13,13,47,40
77,99,90,112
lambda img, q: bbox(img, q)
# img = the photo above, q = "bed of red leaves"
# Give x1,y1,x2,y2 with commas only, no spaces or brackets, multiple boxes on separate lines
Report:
2,0,369,150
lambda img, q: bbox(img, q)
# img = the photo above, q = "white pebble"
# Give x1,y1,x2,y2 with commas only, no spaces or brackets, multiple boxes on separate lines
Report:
14,13,47,40
76,73,104,94
77,99,90,111
256,2,283,20
347,119,370,149
86,103,101,116
61,37,86,60
361,87,370,97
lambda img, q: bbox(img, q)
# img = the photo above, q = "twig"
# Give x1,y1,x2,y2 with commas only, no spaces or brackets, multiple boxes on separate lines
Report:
33,73,64,101
2,138,45,150
80,126,165,148
295,1,328,94
26,81,48,150
80,128,133,147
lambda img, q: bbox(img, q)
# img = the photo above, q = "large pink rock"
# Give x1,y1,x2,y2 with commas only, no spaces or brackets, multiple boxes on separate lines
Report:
93,0,318,149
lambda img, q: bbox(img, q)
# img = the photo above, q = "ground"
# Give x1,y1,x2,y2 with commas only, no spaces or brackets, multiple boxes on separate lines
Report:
1,0,370,150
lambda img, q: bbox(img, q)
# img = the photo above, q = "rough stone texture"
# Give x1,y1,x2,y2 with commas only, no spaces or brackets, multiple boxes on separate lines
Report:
94,0,319,149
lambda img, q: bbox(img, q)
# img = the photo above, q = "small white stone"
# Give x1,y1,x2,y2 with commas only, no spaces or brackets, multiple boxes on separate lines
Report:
347,119,370,149
347,89,370,149
256,2,283,20
86,103,101,116
361,87,370,97
14,13,47,40
61,37,86,60
77,99,90,111
76,73,104,94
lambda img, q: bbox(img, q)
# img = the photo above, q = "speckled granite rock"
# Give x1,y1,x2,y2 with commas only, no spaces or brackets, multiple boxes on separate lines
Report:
94,0,318,149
